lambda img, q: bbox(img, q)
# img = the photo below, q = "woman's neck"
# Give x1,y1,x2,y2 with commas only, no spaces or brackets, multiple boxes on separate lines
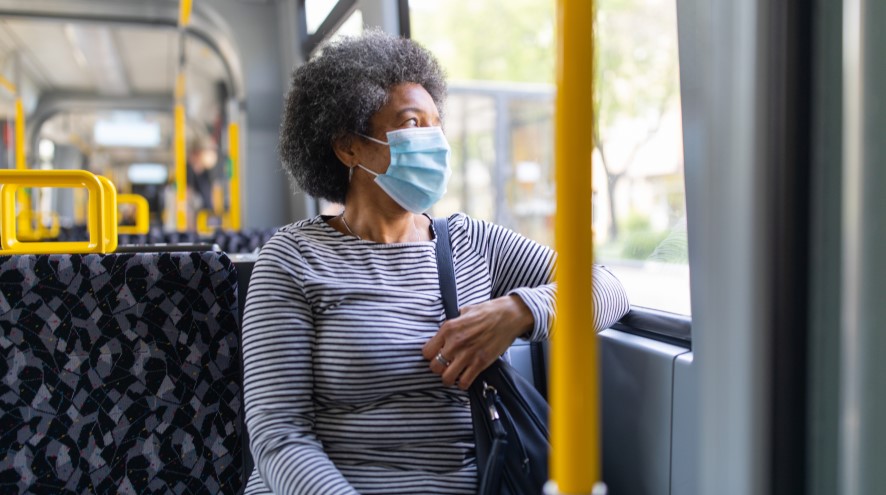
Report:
339,196,428,243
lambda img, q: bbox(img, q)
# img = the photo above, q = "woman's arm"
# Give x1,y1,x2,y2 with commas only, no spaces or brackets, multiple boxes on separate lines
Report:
466,215,629,337
423,215,630,389
242,234,359,495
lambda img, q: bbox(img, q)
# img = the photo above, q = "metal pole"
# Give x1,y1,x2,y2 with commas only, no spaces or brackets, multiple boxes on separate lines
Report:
12,53,33,239
549,0,603,493
228,119,241,231
174,0,192,232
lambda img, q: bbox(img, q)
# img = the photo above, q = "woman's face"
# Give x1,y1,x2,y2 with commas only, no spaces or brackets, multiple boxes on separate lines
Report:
354,82,442,175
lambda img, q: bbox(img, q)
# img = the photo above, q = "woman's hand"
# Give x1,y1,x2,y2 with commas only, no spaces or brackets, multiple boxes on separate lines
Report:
422,295,534,390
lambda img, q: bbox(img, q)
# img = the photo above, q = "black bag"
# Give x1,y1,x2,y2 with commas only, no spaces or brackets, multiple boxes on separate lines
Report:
433,218,550,495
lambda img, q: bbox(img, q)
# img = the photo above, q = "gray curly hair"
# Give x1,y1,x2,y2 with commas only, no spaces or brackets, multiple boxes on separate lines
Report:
279,30,447,204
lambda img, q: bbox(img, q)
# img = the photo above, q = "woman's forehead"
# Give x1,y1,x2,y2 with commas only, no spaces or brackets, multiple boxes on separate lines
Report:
378,83,439,117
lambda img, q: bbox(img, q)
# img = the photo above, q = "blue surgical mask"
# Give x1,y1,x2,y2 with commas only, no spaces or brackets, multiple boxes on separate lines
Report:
356,126,451,213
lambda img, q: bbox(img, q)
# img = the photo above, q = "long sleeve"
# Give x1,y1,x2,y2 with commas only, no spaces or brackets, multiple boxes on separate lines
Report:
588,264,631,331
241,234,359,495
453,214,629,341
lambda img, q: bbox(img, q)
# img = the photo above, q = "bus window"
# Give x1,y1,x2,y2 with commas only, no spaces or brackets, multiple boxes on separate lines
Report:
304,0,343,35
329,8,363,41
410,0,690,316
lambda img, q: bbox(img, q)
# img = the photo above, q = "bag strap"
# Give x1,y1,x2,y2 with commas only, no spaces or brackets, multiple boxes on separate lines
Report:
433,217,506,495
433,217,459,320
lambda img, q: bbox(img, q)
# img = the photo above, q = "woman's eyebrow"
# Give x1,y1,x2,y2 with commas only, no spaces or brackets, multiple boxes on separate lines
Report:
394,107,430,118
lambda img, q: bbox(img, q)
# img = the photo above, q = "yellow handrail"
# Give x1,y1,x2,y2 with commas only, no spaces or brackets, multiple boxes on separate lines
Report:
0,75,16,94
5,202,57,242
550,0,601,494
96,175,119,252
0,170,109,254
117,193,150,235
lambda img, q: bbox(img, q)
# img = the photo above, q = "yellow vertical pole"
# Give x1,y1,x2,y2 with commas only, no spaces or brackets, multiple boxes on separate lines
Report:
14,98,25,171
227,121,241,230
174,100,188,231
551,0,599,493
14,97,34,238
179,0,193,27
174,0,193,232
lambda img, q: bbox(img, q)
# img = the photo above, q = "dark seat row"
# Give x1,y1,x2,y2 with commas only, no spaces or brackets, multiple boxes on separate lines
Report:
0,251,247,494
55,227,278,254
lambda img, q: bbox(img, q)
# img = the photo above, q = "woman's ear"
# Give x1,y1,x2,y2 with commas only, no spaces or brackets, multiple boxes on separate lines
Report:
332,134,357,167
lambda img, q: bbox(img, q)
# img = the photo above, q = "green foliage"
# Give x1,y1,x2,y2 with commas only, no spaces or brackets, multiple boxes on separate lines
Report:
410,0,556,84
595,0,681,129
616,211,660,260
621,229,669,260
620,210,652,233
648,218,689,263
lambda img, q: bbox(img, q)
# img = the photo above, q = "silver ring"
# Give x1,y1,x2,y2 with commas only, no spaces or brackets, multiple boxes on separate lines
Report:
435,351,452,367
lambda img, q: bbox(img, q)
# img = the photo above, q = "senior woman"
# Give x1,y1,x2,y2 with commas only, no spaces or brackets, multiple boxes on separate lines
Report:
242,30,630,495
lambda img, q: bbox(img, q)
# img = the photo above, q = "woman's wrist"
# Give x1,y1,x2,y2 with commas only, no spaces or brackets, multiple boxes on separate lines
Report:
505,294,535,340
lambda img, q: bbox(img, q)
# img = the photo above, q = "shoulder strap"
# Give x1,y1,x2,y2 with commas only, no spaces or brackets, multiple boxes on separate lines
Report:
433,217,459,320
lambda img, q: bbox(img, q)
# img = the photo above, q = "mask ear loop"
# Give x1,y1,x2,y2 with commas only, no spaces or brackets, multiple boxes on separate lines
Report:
355,163,380,178
356,132,389,146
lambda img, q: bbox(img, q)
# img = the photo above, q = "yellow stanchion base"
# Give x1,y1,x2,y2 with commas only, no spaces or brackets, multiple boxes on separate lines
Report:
543,481,608,495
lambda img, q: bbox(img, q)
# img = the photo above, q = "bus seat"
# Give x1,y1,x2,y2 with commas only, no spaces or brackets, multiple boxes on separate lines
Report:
506,340,549,399
0,252,244,494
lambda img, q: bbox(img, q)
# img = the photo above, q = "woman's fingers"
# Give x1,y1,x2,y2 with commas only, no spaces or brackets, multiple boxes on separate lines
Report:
425,296,531,387
438,333,495,389
421,327,446,361
427,347,452,375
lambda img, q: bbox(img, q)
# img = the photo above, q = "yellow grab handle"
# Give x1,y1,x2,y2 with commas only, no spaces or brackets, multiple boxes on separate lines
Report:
96,176,118,252
9,208,61,241
15,206,38,241
0,170,107,254
0,187,41,241
117,193,150,235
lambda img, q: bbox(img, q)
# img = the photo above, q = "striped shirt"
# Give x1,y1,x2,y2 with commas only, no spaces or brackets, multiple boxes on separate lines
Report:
242,213,630,495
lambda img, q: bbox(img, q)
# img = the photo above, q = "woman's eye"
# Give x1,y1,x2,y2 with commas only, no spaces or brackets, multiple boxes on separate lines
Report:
404,118,418,127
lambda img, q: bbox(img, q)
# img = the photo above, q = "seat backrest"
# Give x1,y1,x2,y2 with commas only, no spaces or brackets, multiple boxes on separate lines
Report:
0,252,243,494
506,340,549,399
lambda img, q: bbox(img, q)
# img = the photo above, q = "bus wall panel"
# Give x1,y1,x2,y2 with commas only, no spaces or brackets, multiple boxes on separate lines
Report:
599,329,689,495
671,351,697,495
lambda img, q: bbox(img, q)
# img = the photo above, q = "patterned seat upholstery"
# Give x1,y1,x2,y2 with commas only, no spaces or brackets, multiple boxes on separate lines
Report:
0,252,243,494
